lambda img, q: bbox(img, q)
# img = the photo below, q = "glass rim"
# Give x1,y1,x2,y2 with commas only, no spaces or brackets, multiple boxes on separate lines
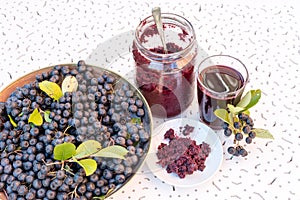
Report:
197,54,249,99
134,13,197,59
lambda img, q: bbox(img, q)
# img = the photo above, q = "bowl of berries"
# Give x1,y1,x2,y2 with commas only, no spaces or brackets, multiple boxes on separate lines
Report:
145,118,223,187
0,61,152,199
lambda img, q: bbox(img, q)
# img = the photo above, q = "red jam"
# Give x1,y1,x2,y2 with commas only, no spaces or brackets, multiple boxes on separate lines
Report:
132,13,198,118
133,44,195,117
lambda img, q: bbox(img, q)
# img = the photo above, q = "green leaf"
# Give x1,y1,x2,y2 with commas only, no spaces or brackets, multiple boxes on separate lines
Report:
236,89,261,110
61,76,78,94
44,110,52,123
236,90,252,108
227,104,245,114
77,159,97,176
28,108,43,126
54,143,76,161
214,109,230,125
8,115,17,128
244,89,261,110
39,81,63,101
131,117,141,124
93,196,106,200
243,109,250,115
92,145,128,160
75,140,102,159
252,128,274,139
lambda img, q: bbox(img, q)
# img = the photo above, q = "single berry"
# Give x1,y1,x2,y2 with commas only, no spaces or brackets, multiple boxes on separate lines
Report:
235,133,243,141
227,146,236,155
234,122,242,129
245,137,252,144
242,125,251,134
248,131,256,139
239,148,248,157
224,128,232,137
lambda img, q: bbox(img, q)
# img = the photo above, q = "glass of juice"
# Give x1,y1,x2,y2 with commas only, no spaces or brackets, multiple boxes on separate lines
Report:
132,13,198,118
197,55,249,130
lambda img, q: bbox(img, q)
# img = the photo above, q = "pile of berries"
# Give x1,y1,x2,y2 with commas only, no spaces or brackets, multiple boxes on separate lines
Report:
223,113,256,157
0,61,151,199
156,128,211,179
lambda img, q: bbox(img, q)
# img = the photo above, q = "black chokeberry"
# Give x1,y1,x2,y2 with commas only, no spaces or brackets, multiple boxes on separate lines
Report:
224,128,232,137
242,125,251,134
233,121,242,129
245,137,252,144
235,133,243,141
248,131,256,139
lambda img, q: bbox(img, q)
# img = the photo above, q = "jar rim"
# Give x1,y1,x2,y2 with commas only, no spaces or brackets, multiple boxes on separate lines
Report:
134,13,197,59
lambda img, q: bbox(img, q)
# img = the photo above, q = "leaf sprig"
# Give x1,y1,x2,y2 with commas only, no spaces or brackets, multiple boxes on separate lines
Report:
53,140,128,176
214,89,274,139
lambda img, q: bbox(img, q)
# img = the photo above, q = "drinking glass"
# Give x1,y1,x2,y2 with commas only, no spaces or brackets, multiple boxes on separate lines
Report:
197,55,249,129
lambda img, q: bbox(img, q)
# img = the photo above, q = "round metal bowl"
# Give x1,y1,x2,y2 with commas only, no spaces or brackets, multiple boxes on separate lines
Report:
0,64,153,199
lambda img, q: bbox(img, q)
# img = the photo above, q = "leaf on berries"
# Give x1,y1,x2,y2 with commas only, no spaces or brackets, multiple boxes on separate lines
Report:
76,159,97,176
252,128,274,139
54,142,76,161
237,89,261,110
92,145,128,159
243,109,250,115
214,109,231,125
44,110,52,123
61,76,78,94
92,196,106,200
28,108,43,126
8,114,17,127
131,117,141,124
227,104,245,114
75,140,102,159
39,80,63,101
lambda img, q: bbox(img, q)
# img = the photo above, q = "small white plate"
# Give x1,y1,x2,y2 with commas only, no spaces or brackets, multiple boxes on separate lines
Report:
145,118,223,187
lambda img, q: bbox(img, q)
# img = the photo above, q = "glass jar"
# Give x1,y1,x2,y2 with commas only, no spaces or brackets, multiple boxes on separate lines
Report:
132,13,198,118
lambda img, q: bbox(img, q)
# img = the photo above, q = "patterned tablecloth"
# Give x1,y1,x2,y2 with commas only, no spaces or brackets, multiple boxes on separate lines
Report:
1,0,300,199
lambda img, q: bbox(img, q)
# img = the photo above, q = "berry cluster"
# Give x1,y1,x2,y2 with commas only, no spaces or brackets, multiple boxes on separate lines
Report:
223,113,256,157
0,61,151,199
156,128,211,179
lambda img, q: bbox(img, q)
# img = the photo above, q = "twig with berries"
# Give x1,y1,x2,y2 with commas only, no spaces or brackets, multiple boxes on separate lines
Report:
214,89,274,157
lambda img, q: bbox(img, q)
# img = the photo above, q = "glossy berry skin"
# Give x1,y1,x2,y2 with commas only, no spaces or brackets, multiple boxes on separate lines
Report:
242,125,251,134
223,122,229,129
227,146,236,155
248,131,256,139
245,137,252,144
235,133,243,141
234,122,242,129
224,128,232,137
239,148,248,157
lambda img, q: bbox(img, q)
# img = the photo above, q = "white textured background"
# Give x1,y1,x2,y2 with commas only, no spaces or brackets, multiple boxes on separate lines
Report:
1,0,300,199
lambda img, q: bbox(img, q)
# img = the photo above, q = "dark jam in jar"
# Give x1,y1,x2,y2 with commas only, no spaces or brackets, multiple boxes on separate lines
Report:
133,13,198,118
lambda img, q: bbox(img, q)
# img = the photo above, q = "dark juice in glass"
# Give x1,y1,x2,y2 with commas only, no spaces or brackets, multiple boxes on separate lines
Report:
197,65,245,129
